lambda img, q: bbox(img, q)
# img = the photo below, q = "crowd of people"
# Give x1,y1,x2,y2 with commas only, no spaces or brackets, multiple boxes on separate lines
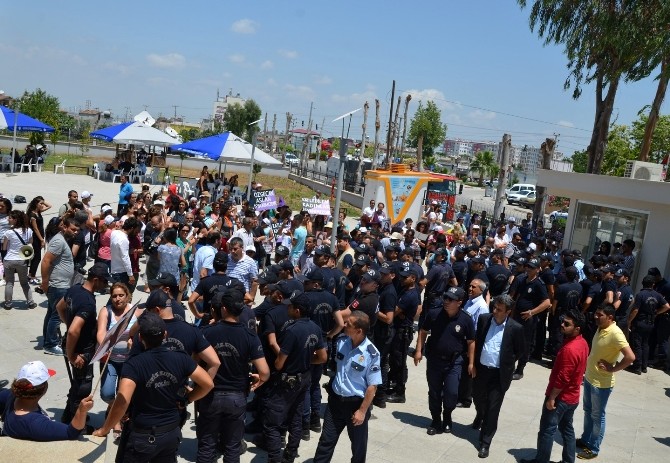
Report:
1,176,669,463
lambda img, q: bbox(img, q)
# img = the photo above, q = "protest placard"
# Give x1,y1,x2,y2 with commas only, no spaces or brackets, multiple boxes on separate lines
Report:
251,189,277,211
301,197,330,216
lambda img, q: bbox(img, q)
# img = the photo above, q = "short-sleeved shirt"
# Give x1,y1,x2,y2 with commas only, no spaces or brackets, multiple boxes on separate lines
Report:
227,255,258,292
424,262,453,297
63,284,98,354
632,288,667,322
423,309,475,358
348,291,380,332
70,228,88,269
290,226,307,259
330,267,349,309
452,260,468,288
46,233,74,288
191,245,217,291
513,275,549,314
201,320,264,393
158,244,183,283
279,318,325,374
129,317,210,357
555,281,583,313
193,273,244,316
585,323,629,388
3,228,33,261
486,264,511,297
122,346,197,427
615,284,634,318
378,283,398,317
304,289,340,336
332,336,382,398
394,287,420,328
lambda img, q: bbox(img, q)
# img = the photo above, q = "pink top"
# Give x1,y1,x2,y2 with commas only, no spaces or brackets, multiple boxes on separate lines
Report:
98,228,113,261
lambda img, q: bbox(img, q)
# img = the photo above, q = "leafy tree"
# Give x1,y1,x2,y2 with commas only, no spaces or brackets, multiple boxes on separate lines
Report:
14,88,61,145
570,150,588,173
179,128,201,142
600,124,636,176
469,150,496,186
222,99,262,141
517,1,663,174
407,100,447,171
632,113,670,163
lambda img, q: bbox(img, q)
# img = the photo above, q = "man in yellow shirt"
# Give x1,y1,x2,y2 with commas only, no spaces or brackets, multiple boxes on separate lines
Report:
576,305,635,460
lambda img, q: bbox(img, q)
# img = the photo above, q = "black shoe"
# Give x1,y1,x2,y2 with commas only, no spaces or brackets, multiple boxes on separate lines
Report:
471,416,482,430
478,445,490,458
386,393,406,403
442,422,452,434
575,438,588,449
641,367,648,373
310,412,322,433
512,373,524,380
301,428,310,441
427,419,442,435
240,440,248,455
281,449,298,463
372,397,387,408
456,401,471,408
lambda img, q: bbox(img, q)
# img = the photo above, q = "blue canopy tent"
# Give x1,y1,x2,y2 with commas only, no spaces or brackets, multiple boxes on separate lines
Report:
0,106,55,174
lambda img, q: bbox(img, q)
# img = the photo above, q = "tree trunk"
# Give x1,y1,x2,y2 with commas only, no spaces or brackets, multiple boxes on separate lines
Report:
587,72,620,174
639,58,669,162
401,95,413,169
372,99,381,169
417,135,424,170
533,138,555,226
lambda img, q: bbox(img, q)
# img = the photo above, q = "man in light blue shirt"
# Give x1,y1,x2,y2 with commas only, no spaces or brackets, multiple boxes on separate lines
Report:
291,215,308,266
314,311,381,463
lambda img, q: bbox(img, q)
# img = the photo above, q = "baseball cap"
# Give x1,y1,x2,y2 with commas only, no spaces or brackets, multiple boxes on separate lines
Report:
601,264,616,274
379,262,395,274
275,245,290,256
385,244,400,253
104,215,115,225
539,253,552,261
615,268,630,278
361,268,381,283
16,361,56,387
268,280,294,299
526,258,540,268
258,268,279,285
278,260,294,271
101,205,113,214
211,288,245,312
287,290,311,310
138,311,166,337
648,267,662,277
470,256,486,265
324,221,333,229
88,262,112,281
245,245,256,253
400,248,414,257
337,233,351,241
508,217,516,223
491,248,504,256
359,227,368,234
398,262,417,277
355,254,371,266
454,244,467,254
443,286,466,301
80,191,93,199
303,266,324,281
148,272,178,288
213,251,228,266
145,289,172,310
355,243,370,254
390,231,404,240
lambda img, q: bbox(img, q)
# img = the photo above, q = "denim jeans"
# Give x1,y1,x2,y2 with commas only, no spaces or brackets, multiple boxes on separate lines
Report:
100,360,124,404
43,287,67,349
536,397,578,463
580,379,612,455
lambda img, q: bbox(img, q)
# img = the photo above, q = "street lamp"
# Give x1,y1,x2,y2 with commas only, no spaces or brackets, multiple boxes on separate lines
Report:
329,108,361,254
247,118,263,201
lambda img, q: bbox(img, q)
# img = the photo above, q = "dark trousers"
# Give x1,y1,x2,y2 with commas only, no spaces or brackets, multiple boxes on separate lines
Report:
303,362,324,421
263,375,309,462
313,394,370,463
372,323,394,401
649,314,670,360
514,315,536,374
631,320,654,370
546,311,563,357
388,326,413,395
535,397,578,463
533,311,548,360
196,391,246,463
119,425,181,463
43,287,67,349
426,356,462,422
457,355,473,406
28,241,43,277
61,361,94,424
473,365,506,446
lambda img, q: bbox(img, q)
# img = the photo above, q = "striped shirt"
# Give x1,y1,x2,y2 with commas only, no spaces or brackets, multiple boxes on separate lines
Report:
227,255,258,292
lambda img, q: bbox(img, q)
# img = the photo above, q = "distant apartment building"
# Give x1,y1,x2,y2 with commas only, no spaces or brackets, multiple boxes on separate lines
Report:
443,139,474,157
211,90,245,129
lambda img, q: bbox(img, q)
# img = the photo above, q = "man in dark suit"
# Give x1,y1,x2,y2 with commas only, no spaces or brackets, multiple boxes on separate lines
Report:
472,294,525,458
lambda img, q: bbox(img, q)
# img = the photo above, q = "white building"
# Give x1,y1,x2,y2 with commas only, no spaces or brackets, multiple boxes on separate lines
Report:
211,90,245,130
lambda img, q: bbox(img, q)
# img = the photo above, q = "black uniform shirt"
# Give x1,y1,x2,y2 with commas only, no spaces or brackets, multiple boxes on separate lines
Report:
201,320,264,392
319,266,336,293
394,287,420,328
349,291,380,331
279,318,325,374
64,284,97,354
585,282,603,312
486,264,511,297
423,309,475,358
305,289,340,336
378,283,398,319
633,288,667,321
452,260,468,288
129,317,210,356
238,306,257,331
194,273,244,315
122,347,196,427
330,267,349,309
555,281,583,312
514,275,549,313
615,284,634,318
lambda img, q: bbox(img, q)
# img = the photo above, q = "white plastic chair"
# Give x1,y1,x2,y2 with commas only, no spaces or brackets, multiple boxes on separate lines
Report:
111,172,122,183
54,159,66,174
181,181,195,198
20,159,34,173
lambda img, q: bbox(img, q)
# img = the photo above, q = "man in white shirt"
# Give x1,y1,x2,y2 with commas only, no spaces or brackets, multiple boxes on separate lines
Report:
110,217,138,289
226,236,258,299
190,230,219,292
363,200,376,220
504,217,519,241
233,217,255,249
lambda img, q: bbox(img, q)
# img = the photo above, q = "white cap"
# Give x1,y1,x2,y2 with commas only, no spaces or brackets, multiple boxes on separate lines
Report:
325,222,333,228
390,231,404,240
529,242,537,251
153,199,165,206
435,225,443,232
101,205,113,213
245,245,256,253
428,212,437,220
431,201,438,205
104,215,115,225
17,361,56,387
81,191,93,199
508,216,516,223
359,227,368,233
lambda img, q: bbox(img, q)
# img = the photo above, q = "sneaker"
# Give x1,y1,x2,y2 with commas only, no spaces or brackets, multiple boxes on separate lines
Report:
44,346,64,356
576,438,588,449
577,449,598,460
29,278,41,285
2,301,12,310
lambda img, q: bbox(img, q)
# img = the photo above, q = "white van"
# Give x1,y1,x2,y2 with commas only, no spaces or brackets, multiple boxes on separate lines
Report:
505,183,536,205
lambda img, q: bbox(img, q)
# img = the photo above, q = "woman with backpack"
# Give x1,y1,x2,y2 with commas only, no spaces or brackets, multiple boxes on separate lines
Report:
2,210,36,310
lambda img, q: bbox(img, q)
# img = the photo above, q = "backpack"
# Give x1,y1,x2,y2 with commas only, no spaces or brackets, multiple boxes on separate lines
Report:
88,230,100,259
13,195,26,203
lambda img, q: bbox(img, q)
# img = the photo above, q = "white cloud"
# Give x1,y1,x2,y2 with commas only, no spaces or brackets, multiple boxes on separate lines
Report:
229,54,246,64
231,19,259,34
260,60,274,69
102,61,131,76
557,120,575,128
278,49,298,59
315,75,332,85
284,83,316,101
468,109,497,120
146,53,185,69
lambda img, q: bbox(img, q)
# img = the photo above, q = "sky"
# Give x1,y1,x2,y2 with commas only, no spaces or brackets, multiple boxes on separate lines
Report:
1,1,666,156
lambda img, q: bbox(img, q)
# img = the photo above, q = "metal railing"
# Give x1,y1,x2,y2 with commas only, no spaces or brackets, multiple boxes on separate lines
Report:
289,164,365,194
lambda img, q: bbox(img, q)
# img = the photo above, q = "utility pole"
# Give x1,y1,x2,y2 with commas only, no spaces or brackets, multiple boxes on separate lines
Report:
533,134,558,227
315,116,325,171
300,102,314,172
384,80,396,167
395,117,402,156
390,96,401,161
400,94,412,168
270,113,277,155
172,105,178,119
372,99,381,169
493,134,512,222
361,101,369,161
262,113,268,149
282,112,292,165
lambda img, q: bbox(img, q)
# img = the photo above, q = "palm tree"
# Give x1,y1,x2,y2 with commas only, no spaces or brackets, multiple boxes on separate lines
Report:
470,150,496,186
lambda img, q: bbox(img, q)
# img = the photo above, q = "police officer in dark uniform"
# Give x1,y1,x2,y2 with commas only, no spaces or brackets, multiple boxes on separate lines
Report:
648,267,670,365
614,268,634,332
274,244,290,264
386,262,421,403
414,287,475,435
485,249,512,297
197,288,270,463
343,269,381,336
451,245,469,289
93,312,214,461
547,266,582,357
419,248,456,321
372,262,397,407
301,267,344,438
276,259,304,294
347,254,371,303
627,275,670,374
313,245,336,294
313,311,382,463
533,253,556,360
509,258,550,380
262,291,327,463
188,251,242,323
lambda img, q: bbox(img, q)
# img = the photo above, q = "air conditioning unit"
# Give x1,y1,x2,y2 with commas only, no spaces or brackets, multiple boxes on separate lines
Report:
623,161,664,181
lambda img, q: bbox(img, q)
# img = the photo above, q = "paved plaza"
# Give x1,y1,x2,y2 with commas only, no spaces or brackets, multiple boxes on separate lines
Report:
0,171,668,462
